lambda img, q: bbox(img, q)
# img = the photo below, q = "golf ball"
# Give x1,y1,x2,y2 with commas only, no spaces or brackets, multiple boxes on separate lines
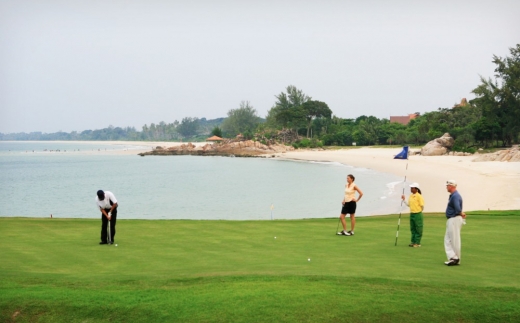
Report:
274,237,277,239
115,244,118,247
308,258,311,261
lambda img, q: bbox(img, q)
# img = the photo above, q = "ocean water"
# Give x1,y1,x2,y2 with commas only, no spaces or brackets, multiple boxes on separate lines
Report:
0,142,405,220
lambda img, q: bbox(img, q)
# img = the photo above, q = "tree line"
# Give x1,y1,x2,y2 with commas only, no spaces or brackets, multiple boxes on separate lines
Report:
2,45,518,151
0,118,224,142
226,44,520,151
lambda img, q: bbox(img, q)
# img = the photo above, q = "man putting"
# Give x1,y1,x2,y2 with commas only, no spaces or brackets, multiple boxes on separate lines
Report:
96,190,118,245
444,180,465,266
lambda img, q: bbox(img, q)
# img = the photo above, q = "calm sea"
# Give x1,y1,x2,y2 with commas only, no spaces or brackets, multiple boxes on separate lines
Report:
0,142,405,220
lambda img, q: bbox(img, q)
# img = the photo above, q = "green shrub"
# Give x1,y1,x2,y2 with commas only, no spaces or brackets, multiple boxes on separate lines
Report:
293,138,323,149
299,138,312,148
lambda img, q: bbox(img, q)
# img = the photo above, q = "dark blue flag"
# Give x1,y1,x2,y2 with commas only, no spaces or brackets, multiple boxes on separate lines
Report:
394,146,409,159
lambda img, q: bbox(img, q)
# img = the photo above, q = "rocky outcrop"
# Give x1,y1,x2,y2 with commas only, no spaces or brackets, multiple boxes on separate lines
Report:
447,151,474,156
473,145,520,162
454,98,468,108
254,129,300,145
420,133,454,156
139,140,294,157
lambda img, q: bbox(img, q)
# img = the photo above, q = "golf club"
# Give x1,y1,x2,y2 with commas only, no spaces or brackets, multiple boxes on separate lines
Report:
108,219,112,245
335,216,341,235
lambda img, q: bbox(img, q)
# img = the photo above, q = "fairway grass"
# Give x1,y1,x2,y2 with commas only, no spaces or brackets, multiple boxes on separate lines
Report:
1,211,519,322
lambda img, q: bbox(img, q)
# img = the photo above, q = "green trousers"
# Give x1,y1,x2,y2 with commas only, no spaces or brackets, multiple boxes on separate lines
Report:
410,212,424,244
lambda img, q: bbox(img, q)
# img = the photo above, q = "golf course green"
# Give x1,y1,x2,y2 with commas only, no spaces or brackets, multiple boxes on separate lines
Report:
1,211,519,322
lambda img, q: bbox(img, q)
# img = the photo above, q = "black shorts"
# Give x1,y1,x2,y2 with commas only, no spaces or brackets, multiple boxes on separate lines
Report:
341,201,357,215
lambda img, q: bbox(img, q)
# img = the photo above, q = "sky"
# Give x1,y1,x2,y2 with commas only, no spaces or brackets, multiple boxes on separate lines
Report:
1,0,519,134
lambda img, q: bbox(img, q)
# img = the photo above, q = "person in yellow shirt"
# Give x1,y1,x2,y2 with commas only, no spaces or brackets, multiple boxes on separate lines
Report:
401,183,425,247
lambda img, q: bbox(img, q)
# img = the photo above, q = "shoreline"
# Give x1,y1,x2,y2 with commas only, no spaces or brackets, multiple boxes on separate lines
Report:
0,140,208,155
3,141,519,212
273,148,520,213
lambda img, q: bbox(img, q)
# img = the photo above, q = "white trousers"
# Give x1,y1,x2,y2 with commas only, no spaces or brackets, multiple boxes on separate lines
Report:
444,216,464,262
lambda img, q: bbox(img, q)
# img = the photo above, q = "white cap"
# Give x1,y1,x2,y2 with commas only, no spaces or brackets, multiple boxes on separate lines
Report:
446,180,457,186
409,182,420,188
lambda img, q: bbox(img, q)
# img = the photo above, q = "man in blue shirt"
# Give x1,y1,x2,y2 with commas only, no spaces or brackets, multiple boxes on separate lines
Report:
444,180,466,266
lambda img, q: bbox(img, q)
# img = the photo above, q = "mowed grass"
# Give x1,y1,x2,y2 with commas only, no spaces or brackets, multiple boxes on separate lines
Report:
1,211,519,322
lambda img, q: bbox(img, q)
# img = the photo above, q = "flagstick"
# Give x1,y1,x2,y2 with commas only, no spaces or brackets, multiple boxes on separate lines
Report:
395,162,408,246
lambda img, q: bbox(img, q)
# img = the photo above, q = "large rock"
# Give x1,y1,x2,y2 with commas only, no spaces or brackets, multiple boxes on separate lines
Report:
420,133,454,156
473,145,520,162
139,140,294,157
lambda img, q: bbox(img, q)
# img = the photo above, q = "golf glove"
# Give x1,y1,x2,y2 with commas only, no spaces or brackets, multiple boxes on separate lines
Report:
108,212,112,217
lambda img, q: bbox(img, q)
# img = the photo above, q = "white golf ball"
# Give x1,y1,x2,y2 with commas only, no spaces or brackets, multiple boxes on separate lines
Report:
308,258,311,261
115,244,118,247
274,237,277,239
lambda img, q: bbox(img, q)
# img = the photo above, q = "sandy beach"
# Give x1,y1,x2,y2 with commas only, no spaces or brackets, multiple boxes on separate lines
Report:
276,148,520,213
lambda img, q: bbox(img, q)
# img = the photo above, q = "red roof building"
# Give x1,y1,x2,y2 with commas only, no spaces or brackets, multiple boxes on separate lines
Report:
390,113,419,125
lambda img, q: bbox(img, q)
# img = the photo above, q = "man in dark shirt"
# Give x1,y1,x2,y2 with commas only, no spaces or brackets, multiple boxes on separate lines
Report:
444,180,466,266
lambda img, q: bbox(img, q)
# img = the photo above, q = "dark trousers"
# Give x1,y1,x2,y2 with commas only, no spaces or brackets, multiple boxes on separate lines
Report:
101,208,117,243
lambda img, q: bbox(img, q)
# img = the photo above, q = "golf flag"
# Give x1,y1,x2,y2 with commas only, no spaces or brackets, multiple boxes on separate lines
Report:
394,145,409,246
394,146,409,160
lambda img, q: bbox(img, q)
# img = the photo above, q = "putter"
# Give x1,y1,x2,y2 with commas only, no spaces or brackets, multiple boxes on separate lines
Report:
108,219,112,245
335,217,341,235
